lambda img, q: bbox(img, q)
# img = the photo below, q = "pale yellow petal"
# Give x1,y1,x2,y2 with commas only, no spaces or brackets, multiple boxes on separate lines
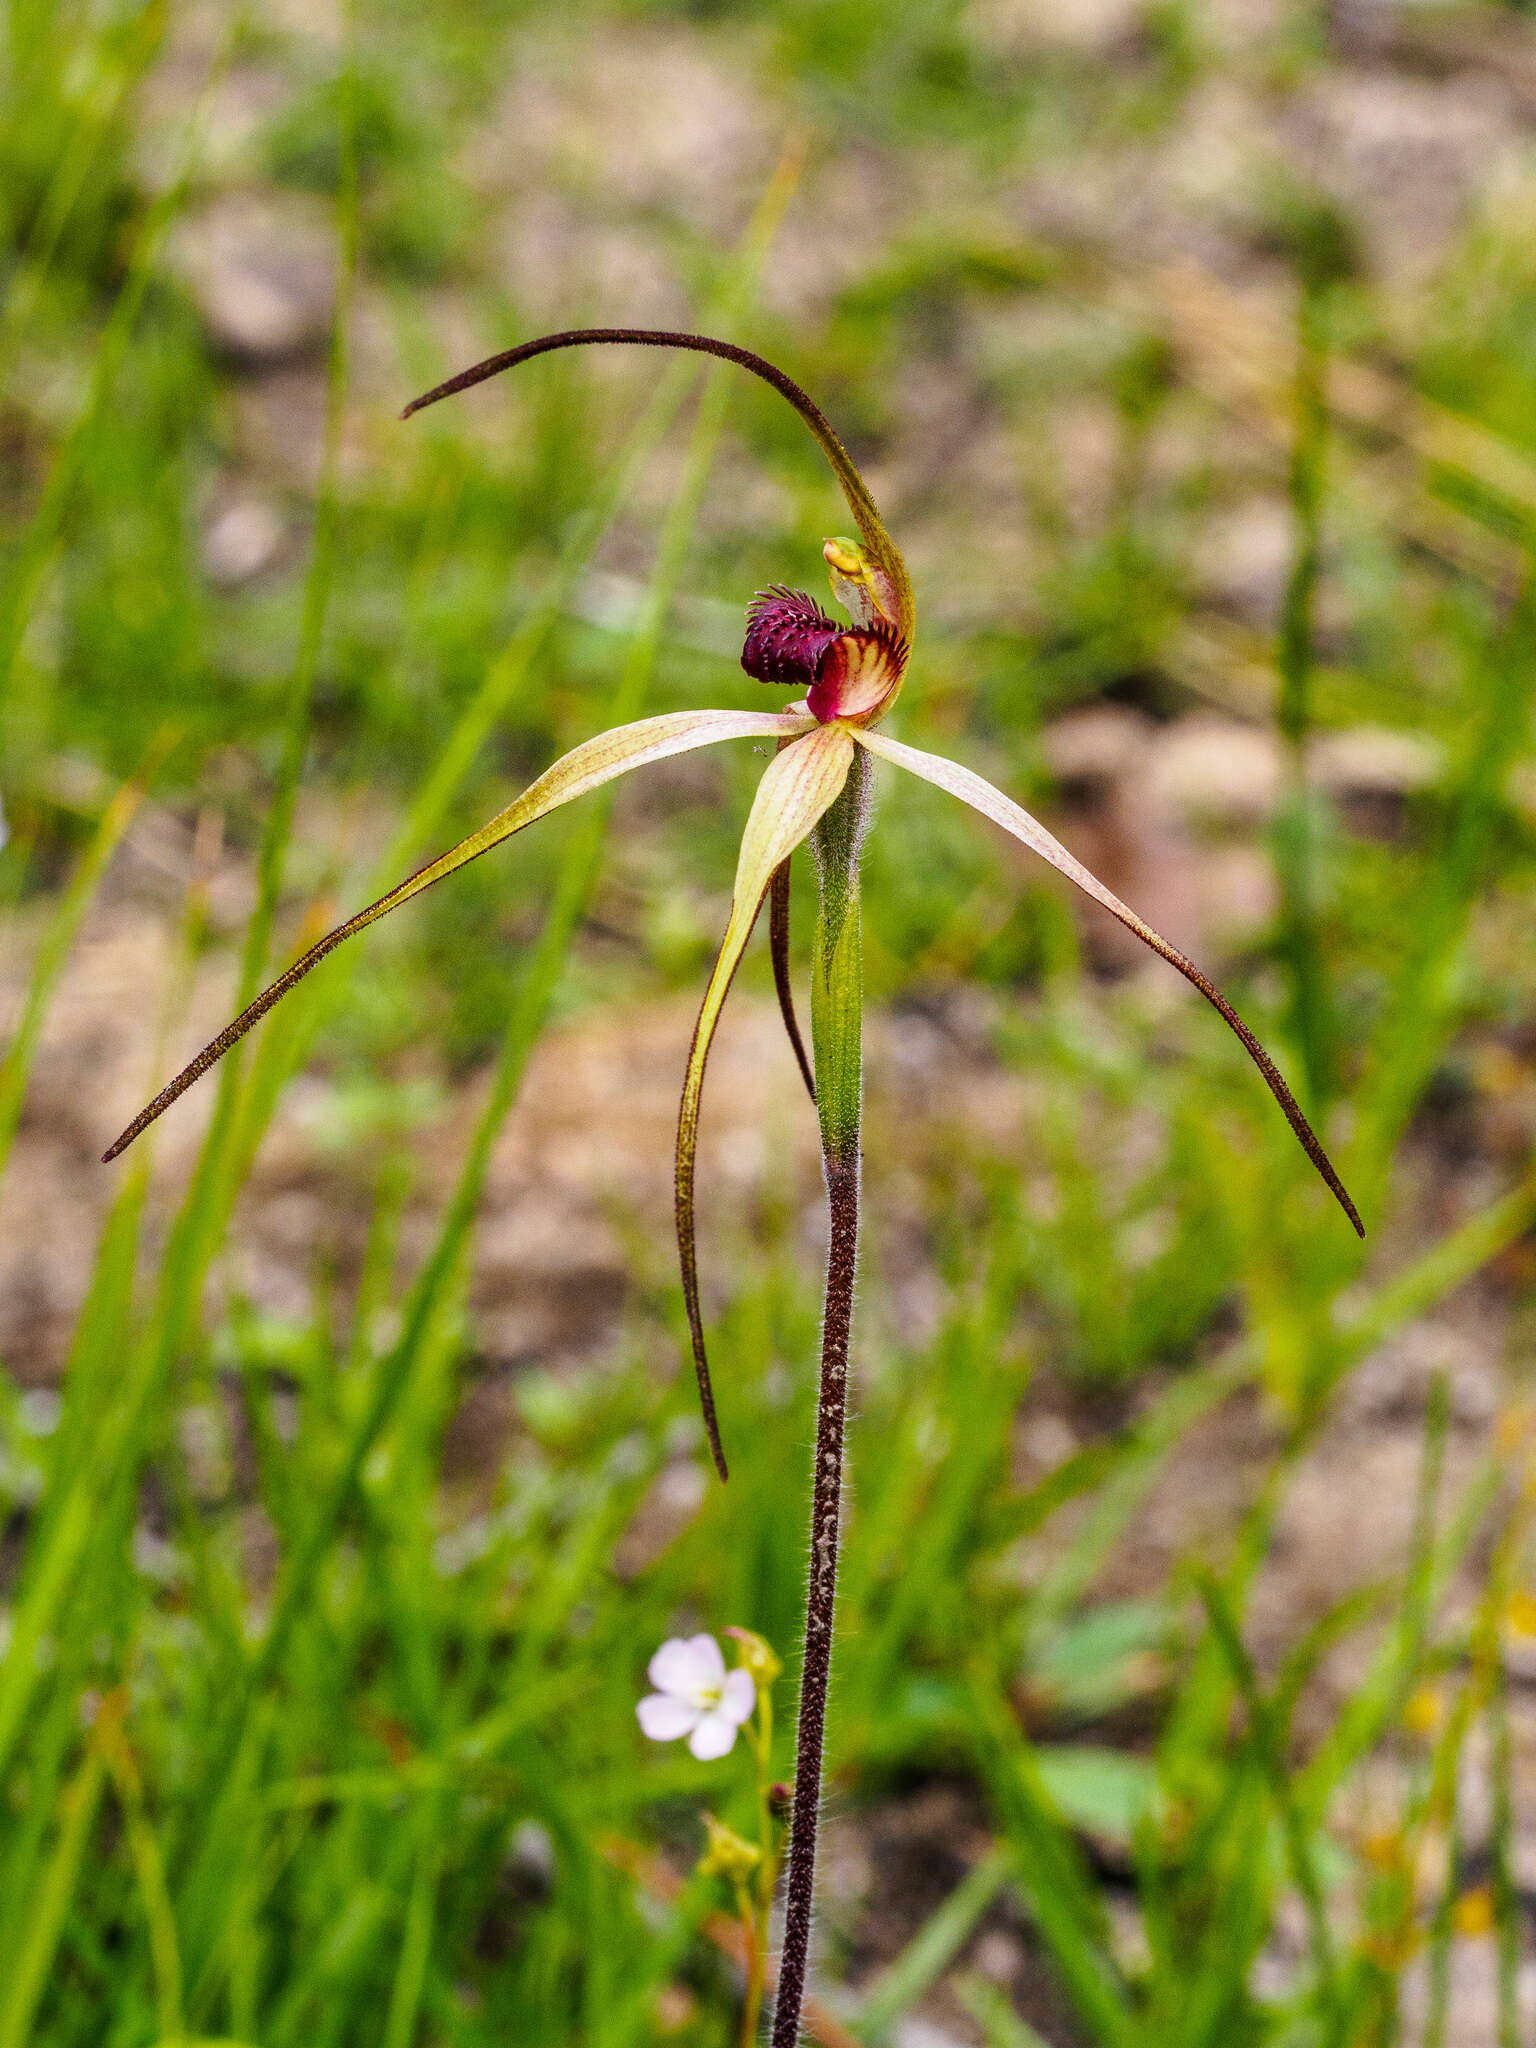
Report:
106,708,814,1161
675,721,856,1475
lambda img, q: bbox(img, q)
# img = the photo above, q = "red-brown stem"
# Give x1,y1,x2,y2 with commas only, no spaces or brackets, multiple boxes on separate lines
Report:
770,856,816,1106
772,751,867,2041
772,1151,858,2047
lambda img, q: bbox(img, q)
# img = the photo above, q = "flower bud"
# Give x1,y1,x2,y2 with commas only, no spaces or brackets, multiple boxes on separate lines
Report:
696,1812,762,1884
724,1626,783,1687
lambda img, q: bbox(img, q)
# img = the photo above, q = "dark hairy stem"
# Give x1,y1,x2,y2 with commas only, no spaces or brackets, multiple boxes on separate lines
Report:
772,1154,858,2047
773,752,867,2046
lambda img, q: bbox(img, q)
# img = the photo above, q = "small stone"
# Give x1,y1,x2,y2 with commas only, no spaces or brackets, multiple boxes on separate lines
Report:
1041,706,1155,798
1020,1411,1079,1472
508,1818,556,1881
1309,727,1440,800
966,0,1144,55
893,2021,968,2048
172,194,336,363
613,1459,708,1579
971,1928,1023,1984
1144,717,1283,829
1197,498,1292,626
202,498,286,585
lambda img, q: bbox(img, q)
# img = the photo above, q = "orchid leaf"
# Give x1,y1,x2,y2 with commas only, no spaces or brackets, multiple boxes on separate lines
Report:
855,727,1364,1238
104,708,815,1162
675,722,855,1478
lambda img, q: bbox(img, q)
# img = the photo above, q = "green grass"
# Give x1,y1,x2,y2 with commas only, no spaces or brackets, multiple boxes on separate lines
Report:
3,1,1536,2043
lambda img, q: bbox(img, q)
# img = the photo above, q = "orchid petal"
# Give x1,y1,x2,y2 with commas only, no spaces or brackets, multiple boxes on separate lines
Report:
636,1693,698,1741
688,1710,741,1761
855,728,1363,1238
104,708,815,1162
676,722,857,1479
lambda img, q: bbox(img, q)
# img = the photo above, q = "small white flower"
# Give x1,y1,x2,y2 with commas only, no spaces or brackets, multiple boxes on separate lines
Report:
636,1633,756,1761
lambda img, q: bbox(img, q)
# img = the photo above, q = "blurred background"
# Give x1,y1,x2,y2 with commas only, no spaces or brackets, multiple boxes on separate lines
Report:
3,0,1536,2042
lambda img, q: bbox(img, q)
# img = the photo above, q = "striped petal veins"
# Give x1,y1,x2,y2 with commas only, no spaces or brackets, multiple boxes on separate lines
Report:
741,586,906,726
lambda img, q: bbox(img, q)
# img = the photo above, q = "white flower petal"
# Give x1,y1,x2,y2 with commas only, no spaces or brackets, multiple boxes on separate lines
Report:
647,1633,725,1699
683,1632,727,1687
688,1710,740,1761
646,1635,705,1696
637,1693,699,1742
720,1668,756,1724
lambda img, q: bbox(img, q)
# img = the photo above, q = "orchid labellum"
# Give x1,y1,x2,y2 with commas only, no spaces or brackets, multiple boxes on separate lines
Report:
105,328,1362,2046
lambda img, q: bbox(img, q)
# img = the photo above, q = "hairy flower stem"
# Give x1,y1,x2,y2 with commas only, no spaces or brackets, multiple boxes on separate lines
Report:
773,749,868,2047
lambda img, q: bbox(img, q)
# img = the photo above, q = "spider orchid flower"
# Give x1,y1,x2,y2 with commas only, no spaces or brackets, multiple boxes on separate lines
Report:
103,326,1362,2048
105,327,1360,1465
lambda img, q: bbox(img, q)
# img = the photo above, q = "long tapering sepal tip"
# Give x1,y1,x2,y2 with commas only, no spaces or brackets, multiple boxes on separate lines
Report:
853,728,1367,1241
397,328,915,640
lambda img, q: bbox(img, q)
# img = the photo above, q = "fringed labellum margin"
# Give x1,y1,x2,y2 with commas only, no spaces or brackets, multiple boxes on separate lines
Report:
741,580,907,726
102,324,1363,2048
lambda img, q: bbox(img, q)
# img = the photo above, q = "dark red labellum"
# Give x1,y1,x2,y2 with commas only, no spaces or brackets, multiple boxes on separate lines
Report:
741,587,844,688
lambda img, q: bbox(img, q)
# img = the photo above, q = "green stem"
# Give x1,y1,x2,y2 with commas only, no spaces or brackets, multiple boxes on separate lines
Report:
738,1696,776,2046
740,1883,766,2048
773,747,869,2047
753,1690,776,1924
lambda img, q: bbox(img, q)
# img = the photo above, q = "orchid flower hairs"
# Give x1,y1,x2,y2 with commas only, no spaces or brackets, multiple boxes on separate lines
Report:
104,328,1362,2045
